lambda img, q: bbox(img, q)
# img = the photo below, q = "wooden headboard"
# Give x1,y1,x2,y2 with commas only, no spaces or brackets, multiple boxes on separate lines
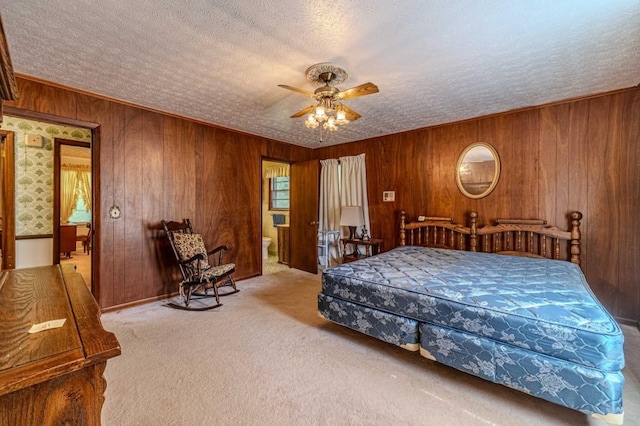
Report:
399,210,583,265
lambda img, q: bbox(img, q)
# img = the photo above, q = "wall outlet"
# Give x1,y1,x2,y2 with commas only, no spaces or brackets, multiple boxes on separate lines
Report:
25,133,43,148
383,191,395,202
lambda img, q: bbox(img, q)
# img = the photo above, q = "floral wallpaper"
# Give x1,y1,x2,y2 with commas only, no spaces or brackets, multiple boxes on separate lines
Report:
1,116,91,236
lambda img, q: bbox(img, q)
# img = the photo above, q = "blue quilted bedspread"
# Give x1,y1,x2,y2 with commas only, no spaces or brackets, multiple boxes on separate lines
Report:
322,246,624,371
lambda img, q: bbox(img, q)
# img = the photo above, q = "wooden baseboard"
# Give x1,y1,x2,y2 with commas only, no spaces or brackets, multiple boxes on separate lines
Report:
100,292,179,313
614,316,638,328
100,272,259,313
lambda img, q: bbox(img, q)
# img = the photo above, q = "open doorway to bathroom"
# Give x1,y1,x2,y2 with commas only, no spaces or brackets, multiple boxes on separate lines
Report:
261,159,291,275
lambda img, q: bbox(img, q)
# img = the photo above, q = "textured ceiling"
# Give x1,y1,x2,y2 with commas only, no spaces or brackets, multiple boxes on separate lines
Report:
2,1,639,147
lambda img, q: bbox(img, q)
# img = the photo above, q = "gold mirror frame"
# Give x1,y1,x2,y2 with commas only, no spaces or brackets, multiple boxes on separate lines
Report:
455,142,500,199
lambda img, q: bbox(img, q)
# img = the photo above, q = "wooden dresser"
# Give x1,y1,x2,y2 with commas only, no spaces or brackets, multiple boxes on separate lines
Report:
0,265,121,426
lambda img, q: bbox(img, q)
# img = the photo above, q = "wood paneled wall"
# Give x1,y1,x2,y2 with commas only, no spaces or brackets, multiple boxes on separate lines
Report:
5,77,311,309
315,87,640,323
6,77,639,322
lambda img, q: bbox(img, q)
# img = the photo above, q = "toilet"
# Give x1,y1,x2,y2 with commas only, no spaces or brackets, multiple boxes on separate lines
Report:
262,237,272,259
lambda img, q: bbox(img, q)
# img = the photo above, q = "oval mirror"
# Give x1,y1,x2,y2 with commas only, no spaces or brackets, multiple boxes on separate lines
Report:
455,142,500,199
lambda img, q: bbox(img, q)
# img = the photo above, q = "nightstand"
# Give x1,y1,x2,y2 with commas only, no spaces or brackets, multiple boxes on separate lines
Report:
341,238,383,263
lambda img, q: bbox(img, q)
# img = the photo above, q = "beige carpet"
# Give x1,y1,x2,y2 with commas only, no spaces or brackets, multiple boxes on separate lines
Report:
101,269,640,426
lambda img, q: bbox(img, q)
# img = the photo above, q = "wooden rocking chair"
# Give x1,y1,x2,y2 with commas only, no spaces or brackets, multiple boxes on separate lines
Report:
162,218,238,311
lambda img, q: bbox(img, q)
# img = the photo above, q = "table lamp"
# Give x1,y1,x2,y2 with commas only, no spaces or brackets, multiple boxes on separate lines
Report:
340,206,364,239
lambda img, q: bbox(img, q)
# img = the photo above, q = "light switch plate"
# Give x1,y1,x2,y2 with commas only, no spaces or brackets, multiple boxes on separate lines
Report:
383,191,395,202
25,133,43,148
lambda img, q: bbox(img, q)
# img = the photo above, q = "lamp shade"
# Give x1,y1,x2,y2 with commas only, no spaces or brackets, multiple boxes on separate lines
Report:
340,206,364,227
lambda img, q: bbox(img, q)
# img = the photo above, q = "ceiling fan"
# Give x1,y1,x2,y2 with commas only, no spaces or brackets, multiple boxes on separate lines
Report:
278,63,379,135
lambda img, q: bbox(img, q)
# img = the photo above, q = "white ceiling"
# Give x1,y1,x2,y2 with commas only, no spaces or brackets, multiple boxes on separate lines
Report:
2,1,639,148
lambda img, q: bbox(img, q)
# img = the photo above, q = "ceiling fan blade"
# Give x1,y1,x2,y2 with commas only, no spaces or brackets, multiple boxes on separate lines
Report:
341,105,361,121
337,82,379,100
291,105,315,118
278,84,315,98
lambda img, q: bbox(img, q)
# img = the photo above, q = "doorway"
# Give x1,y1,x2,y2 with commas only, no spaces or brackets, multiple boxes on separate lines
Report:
261,159,291,275
0,130,15,269
55,139,93,288
0,110,98,295
260,158,321,275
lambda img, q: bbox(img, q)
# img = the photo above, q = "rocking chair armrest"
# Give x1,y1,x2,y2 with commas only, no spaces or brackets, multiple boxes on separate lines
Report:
207,245,231,256
208,244,231,266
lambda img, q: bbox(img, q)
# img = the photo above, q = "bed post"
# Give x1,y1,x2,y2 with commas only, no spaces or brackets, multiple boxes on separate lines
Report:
400,210,406,246
469,212,478,252
570,211,582,265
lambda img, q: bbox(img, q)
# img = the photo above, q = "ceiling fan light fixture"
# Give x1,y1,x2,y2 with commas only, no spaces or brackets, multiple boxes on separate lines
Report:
305,114,319,129
335,108,349,125
279,63,378,140
323,117,338,131
314,105,326,120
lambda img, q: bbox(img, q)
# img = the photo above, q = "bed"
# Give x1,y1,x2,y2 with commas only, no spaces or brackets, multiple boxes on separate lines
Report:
318,211,624,424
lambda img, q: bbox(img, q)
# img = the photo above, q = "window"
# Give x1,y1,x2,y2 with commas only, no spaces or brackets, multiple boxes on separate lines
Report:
269,177,290,210
68,195,91,224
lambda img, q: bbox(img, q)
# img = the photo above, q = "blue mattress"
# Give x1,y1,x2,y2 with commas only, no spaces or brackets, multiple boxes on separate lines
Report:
318,293,420,351
419,322,624,416
321,246,624,372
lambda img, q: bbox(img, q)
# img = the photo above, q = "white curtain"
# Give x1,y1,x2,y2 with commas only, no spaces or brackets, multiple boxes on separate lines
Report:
264,164,290,178
317,153,371,264
77,171,91,213
340,153,370,243
319,159,341,265
61,169,79,223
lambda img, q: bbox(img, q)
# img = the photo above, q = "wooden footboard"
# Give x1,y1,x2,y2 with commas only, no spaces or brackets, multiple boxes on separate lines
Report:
400,210,582,264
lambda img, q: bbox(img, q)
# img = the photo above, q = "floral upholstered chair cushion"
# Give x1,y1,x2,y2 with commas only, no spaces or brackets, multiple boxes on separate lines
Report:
201,263,236,279
172,233,209,269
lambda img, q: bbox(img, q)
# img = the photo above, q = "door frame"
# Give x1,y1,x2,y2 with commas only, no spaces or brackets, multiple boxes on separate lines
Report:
53,138,91,264
0,129,15,269
260,157,292,273
3,106,100,298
